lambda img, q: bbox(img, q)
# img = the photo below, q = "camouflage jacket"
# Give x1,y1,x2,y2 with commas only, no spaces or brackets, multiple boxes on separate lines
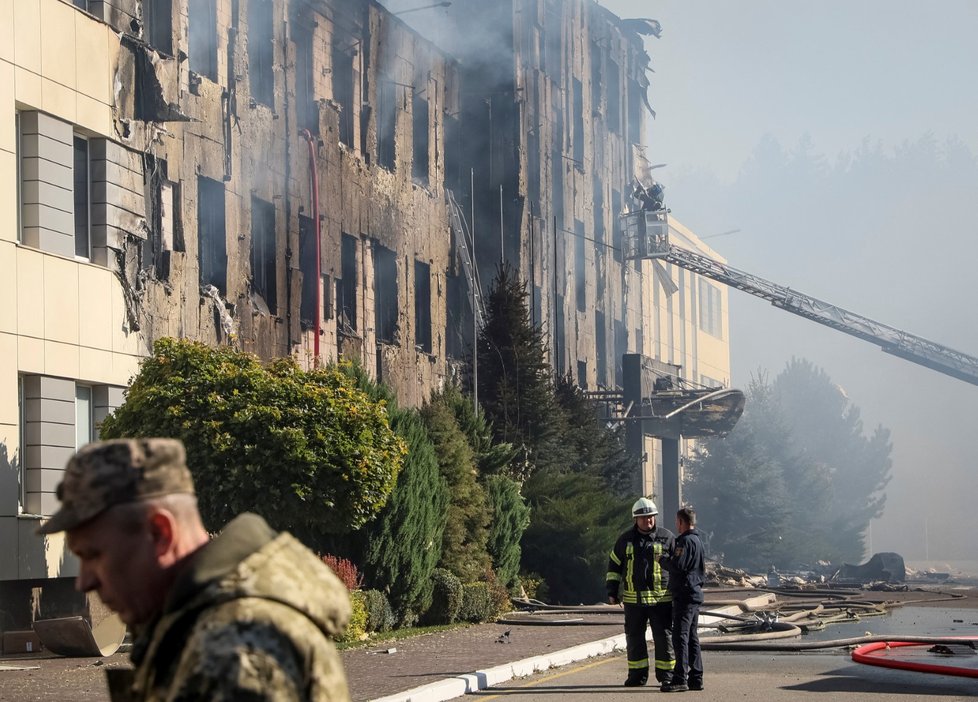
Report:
111,513,351,701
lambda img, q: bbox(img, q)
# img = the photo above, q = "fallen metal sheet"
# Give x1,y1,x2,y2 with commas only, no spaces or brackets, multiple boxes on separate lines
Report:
33,614,126,657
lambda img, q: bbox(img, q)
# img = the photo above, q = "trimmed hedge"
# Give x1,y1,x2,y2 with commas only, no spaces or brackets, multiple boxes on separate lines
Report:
363,589,396,633
459,582,494,623
424,568,463,624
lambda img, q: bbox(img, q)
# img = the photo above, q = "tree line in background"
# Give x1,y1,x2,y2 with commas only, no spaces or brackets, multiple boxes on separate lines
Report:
684,359,892,572
100,266,892,633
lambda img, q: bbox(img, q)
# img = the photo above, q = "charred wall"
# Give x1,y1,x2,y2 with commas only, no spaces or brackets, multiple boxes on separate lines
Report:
91,0,459,407
444,0,655,389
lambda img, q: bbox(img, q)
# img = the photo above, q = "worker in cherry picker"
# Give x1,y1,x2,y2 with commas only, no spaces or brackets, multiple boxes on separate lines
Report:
632,178,665,212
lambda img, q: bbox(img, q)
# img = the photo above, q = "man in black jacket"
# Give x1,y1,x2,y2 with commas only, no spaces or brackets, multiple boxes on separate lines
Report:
606,497,676,687
658,506,706,692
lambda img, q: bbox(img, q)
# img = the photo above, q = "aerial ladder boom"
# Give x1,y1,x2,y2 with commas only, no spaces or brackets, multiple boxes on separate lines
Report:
623,212,978,386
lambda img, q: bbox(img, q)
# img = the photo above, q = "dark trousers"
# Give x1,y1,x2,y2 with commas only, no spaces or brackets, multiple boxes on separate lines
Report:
623,601,674,682
670,598,703,685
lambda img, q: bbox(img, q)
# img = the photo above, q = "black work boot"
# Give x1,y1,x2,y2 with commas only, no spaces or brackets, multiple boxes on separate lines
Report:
623,674,648,687
661,681,689,692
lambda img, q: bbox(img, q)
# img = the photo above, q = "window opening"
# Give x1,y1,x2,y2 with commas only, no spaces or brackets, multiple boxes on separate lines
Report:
332,40,356,147
572,78,584,166
575,219,586,311
299,215,319,327
145,0,173,54
73,135,91,260
250,196,277,314
374,243,398,343
189,0,218,81
414,260,432,353
607,58,620,134
377,79,396,171
555,293,565,374
248,0,274,107
698,279,723,339
611,188,622,262
339,233,358,331
198,176,227,294
76,385,94,449
294,27,317,133
412,90,429,184
596,310,607,386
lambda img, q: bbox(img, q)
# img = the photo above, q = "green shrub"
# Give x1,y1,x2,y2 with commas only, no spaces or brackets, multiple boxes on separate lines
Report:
459,582,494,623
424,568,463,624
483,568,512,617
397,608,419,629
339,590,368,643
363,589,395,633
99,339,405,541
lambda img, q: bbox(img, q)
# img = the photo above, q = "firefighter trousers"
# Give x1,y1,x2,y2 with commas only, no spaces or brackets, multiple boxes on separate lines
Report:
623,601,674,683
670,598,703,685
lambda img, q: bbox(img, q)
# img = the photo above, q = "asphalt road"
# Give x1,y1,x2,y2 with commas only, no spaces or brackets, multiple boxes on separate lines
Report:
471,649,978,701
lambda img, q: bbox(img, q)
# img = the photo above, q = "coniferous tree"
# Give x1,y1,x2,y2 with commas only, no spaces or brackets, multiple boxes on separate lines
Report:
421,390,492,583
772,358,892,562
553,374,632,494
442,382,519,478
361,409,449,621
477,265,571,477
520,471,631,604
684,376,792,570
333,362,449,621
484,474,531,590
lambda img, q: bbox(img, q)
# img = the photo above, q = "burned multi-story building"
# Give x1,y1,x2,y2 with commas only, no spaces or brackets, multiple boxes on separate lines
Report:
0,0,729,637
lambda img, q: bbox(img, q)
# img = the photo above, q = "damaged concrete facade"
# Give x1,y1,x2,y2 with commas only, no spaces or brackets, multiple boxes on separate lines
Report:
437,0,730,390
0,0,728,625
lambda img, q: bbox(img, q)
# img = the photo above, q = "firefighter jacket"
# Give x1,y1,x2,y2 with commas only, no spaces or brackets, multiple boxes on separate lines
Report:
660,527,706,604
116,513,352,701
606,523,676,605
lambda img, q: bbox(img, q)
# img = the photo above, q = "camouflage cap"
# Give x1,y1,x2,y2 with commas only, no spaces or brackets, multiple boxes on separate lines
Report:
37,438,195,535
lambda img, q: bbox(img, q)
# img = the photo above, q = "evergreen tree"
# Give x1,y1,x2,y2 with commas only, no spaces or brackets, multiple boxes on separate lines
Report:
520,471,631,604
361,410,449,620
553,374,632,494
477,265,571,477
332,362,449,621
421,390,492,583
484,474,531,590
442,382,519,478
684,376,792,570
772,358,892,562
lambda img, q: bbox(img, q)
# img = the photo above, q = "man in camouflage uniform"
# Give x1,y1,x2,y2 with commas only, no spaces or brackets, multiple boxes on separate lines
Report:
38,438,352,701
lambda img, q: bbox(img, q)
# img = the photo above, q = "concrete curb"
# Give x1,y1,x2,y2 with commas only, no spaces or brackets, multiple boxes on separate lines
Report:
368,633,627,702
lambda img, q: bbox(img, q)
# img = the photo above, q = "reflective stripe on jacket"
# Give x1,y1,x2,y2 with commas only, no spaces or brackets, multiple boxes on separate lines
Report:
606,524,675,605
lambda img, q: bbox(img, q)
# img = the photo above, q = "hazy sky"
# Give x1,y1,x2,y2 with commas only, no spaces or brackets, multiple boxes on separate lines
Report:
602,0,978,181
600,0,978,566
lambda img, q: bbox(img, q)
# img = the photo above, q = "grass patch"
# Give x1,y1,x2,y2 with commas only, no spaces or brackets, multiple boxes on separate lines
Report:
337,622,474,650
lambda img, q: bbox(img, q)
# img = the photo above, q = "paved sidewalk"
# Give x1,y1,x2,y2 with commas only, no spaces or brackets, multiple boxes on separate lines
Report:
341,614,624,702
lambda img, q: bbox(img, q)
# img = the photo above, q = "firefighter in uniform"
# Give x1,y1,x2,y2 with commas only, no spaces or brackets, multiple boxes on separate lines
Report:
606,497,676,687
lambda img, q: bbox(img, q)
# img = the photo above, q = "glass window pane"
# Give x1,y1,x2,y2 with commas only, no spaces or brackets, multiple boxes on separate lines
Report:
76,385,93,449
